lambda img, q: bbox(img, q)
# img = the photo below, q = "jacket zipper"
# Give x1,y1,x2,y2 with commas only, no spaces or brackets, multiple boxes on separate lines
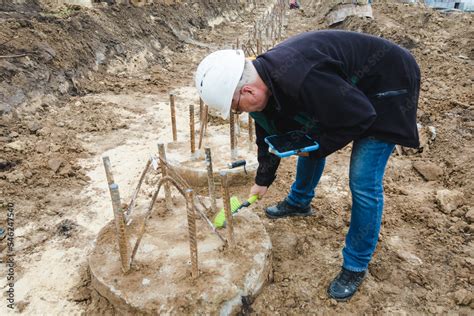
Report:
372,89,408,99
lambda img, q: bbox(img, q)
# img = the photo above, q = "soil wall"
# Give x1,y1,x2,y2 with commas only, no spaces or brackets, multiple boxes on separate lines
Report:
0,0,247,113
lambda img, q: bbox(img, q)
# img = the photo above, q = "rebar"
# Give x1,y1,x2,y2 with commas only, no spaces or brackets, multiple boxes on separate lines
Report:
199,98,204,123
220,171,234,246
130,176,186,265
278,11,282,39
270,16,274,41
170,94,177,142
204,105,209,134
102,156,115,186
230,112,236,158
205,147,217,215
198,104,208,149
126,158,151,220
185,189,199,278
242,44,248,56
103,156,130,223
110,183,130,273
189,104,195,154
156,160,226,243
158,143,173,210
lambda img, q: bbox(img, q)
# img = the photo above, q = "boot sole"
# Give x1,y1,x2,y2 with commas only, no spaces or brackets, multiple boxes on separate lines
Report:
265,210,314,219
327,285,363,302
327,289,355,302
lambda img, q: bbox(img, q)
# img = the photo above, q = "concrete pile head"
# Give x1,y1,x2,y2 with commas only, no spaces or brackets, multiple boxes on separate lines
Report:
89,195,272,314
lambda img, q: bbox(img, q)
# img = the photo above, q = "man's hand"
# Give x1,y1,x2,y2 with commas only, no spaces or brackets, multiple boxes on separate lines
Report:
250,184,268,199
297,152,309,157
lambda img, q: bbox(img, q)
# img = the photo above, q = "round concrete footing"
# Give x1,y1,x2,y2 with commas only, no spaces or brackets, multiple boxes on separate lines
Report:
89,196,272,315
166,140,258,187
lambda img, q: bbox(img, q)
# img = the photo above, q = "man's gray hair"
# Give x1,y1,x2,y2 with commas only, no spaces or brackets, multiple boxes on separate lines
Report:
235,60,258,91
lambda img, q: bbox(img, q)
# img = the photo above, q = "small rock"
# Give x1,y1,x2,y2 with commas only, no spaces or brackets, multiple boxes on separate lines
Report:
0,136,11,143
70,287,90,303
0,160,16,171
467,224,474,234
38,178,51,187
465,209,474,224
427,126,436,141
50,144,61,152
9,131,19,138
27,121,42,133
436,189,464,214
16,300,29,313
388,236,423,265
6,140,26,152
369,263,392,281
59,163,73,176
285,298,296,307
150,39,161,51
448,221,469,234
56,219,78,238
453,288,472,306
35,142,49,153
413,161,443,181
23,170,33,179
5,171,25,183
452,208,466,218
397,249,423,265
48,157,64,173
58,79,70,94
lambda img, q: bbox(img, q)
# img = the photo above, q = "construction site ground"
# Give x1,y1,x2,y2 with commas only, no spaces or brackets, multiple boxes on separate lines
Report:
0,0,473,314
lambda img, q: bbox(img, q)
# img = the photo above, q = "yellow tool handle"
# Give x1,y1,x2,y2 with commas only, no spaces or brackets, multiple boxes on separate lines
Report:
247,194,259,204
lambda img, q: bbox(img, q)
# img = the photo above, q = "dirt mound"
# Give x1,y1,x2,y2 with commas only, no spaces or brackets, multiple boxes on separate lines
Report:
0,1,244,113
336,3,473,112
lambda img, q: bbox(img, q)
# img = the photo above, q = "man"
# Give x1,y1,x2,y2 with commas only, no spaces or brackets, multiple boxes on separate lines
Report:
195,30,420,301
289,0,300,9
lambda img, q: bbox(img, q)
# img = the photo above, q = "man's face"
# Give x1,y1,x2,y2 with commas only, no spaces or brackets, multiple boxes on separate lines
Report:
231,85,270,114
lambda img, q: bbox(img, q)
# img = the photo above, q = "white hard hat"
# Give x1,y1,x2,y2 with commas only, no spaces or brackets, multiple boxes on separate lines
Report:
195,49,245,119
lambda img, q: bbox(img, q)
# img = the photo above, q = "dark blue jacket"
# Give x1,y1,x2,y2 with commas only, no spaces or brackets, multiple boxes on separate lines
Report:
252,30,420,186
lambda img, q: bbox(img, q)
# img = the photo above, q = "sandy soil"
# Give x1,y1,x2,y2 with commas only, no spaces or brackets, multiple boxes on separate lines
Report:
0,0,473,314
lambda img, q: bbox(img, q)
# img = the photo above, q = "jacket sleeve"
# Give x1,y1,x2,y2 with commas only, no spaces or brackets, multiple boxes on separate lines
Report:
255,121,281,187
299,63,377,159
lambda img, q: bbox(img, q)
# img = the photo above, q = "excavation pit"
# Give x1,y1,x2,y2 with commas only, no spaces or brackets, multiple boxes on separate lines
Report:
89,196,272,314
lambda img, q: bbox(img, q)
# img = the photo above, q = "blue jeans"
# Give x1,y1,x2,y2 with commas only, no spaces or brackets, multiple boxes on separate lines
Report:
286,138,395,272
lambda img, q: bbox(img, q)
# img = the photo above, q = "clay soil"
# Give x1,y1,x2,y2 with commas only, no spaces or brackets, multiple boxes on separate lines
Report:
0,0,473,314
